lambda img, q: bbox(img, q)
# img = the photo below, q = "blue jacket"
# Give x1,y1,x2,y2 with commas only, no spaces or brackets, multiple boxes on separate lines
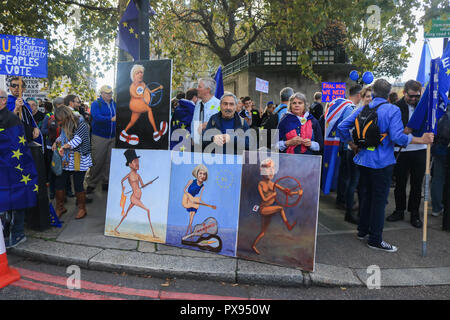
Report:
90,96,116,139
170,99,195,150
203,112,251,154
338,97,413,169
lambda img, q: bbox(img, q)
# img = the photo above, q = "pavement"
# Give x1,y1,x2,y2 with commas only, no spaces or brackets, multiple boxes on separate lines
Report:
7,185,450,288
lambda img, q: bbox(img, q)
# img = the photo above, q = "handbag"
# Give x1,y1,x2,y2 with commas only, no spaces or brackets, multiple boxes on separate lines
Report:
51,149,63,176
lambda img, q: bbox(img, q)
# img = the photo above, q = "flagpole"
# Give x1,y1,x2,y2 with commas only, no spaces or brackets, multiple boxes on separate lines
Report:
137,0,150,60
422,144,431,256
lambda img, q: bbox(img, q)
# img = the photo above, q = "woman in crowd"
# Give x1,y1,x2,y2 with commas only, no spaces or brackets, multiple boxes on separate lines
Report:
52,106,92,219
360,86,373,106
277,92,323,155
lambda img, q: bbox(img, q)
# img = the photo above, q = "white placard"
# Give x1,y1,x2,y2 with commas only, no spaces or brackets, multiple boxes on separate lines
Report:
255,77,269,94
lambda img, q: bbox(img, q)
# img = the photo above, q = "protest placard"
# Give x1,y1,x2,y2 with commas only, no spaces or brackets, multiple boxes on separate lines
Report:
0,34,48,78
322,82,346,102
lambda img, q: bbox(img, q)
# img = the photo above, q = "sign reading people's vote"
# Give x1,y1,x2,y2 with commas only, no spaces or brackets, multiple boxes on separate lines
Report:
0,34,48,78
321,82,346,103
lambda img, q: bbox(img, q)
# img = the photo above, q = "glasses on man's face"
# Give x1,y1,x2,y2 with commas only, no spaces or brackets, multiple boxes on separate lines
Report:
10,84,25,89
0,96,7,99
407,93,421,99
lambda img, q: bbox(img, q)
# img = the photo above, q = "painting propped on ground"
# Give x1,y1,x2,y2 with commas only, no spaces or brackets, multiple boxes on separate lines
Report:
237,151,321,271
104,148,171,243
166,152,242,257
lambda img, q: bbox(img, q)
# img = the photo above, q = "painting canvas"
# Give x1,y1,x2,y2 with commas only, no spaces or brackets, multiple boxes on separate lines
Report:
237,151,321,271
166,152,243,257
104,148,171,243
115,59,172,150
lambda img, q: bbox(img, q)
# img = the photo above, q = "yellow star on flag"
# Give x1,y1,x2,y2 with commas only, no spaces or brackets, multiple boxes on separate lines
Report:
12,148,23,160
0,128,4,132
20,174,31,185
18,135,26,145
446,68,450,76
129,27,134,34
181,124,186,129
180,146,186,152
135,33,138,39
122,22,128,27
15,164,23,172
33,184,39,192
324,162,329,168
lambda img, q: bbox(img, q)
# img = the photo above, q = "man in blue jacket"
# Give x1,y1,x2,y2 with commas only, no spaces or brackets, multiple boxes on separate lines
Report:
203,92,252,154
338,79,433,253
86,85,116,193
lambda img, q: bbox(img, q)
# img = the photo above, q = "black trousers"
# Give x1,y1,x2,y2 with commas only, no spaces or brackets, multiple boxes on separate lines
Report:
393,149,426,214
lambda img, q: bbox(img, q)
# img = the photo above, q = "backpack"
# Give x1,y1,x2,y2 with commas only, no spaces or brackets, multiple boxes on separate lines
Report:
275,105,287,114
352,102,388,150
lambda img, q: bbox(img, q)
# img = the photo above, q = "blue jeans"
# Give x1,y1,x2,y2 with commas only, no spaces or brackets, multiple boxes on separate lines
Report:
431,154,446,213
358,165,394,245
1,210,25,241
345,150,360,213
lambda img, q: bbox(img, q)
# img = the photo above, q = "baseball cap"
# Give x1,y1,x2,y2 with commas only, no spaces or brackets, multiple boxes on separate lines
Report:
100,85,113,94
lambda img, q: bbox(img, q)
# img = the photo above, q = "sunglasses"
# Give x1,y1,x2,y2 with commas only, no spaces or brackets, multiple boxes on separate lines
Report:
407,93,421,99
10,84,25,88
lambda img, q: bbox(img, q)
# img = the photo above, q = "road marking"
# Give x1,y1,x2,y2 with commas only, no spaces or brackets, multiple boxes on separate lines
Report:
14,267,253,300
11,279,125,300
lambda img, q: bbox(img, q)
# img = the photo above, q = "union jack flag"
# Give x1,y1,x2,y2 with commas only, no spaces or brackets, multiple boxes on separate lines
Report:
321,98,354,194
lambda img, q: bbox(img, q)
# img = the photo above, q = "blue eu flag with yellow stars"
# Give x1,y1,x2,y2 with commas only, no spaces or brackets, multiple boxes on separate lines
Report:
117,0,140,60
0,108,38,212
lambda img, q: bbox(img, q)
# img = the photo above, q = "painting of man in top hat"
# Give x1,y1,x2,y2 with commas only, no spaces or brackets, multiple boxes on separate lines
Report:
104,148,171,243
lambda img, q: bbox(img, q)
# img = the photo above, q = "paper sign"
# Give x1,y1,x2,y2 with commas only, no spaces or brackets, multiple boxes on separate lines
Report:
256,77,269,93
322,82,346,103
0,34,48,78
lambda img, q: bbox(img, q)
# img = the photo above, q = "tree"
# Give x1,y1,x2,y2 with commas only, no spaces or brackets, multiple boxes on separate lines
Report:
0,0,118,99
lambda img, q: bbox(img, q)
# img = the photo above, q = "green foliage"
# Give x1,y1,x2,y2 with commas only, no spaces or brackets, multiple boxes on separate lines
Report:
0,0,118,100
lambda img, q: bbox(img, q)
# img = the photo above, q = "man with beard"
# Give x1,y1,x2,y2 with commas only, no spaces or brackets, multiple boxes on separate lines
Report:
387,80,426,228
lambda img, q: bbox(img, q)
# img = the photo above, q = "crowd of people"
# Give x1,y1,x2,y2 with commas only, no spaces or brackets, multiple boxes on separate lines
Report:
1,77,116,248
1,74,449,254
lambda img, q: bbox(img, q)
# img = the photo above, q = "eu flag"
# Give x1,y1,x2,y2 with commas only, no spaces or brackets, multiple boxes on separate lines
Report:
0,108,38,212
117,0,140,60
416,40,432,87
214,65,224,100
408,44,450,135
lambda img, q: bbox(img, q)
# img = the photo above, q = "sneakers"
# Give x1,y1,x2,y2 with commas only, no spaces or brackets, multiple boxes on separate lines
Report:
5,234,27,249
367,241,398,253
357,233,369,241
431,209,443,217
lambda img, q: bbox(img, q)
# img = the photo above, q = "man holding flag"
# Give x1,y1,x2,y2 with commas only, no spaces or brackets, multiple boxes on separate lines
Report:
406,43,450,254
0,88,38,248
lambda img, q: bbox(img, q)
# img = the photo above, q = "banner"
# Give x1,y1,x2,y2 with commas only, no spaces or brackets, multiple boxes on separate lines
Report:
0,34,48,78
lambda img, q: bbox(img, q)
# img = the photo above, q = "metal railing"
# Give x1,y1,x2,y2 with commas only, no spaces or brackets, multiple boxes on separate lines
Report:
222,48,348,77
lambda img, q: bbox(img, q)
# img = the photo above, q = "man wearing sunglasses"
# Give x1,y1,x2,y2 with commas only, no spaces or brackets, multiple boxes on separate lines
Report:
6,77,42,145
387,80,426,228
